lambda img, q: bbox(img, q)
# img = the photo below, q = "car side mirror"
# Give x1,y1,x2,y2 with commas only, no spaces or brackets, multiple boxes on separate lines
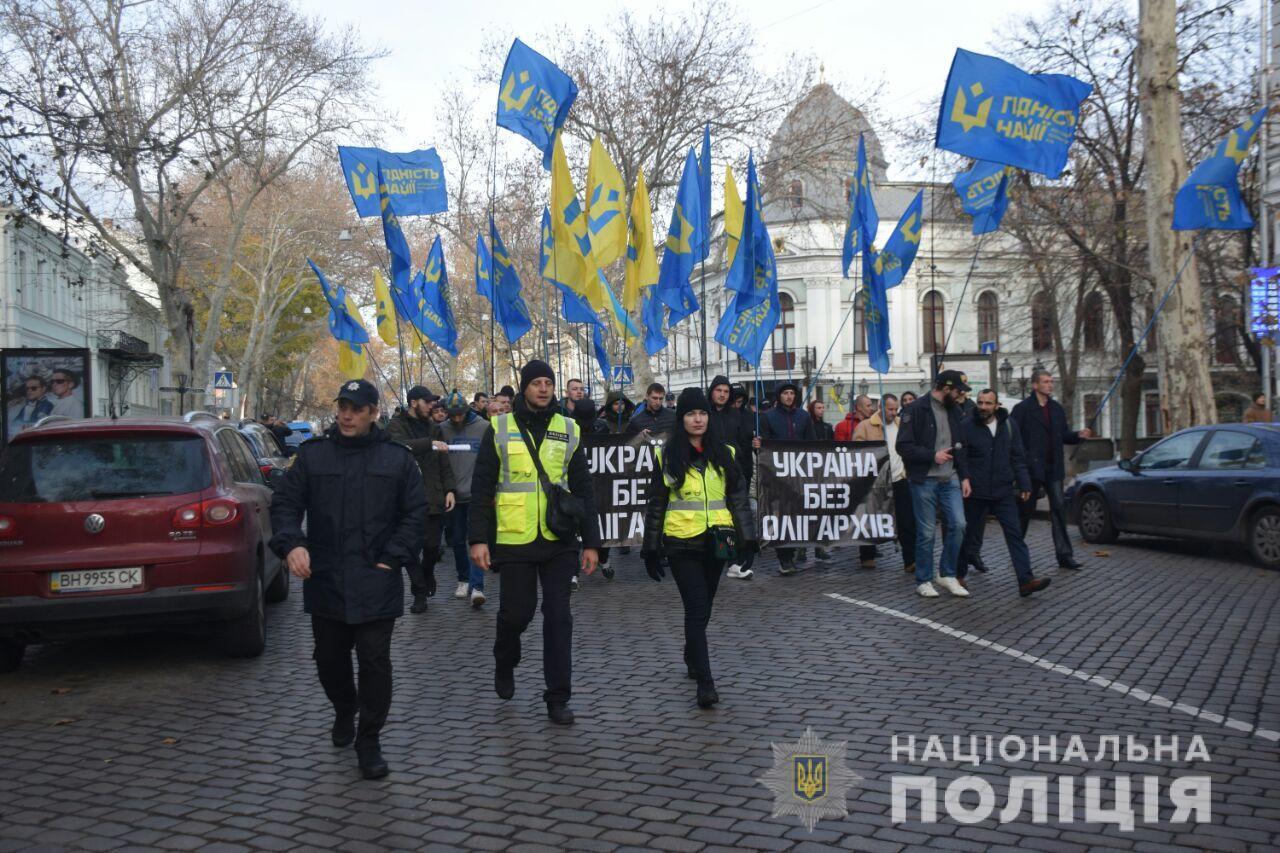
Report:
266,467,288,489
1117,457,1136,473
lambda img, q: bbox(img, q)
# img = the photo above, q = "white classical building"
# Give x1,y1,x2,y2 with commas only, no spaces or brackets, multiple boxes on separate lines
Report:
0,213,170,427
659,84,1253,438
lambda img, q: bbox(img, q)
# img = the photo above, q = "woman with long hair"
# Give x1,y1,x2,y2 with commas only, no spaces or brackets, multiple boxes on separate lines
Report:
642,388,756,708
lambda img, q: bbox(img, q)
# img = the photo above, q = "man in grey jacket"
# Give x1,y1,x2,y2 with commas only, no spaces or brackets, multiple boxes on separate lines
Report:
437,392,490,608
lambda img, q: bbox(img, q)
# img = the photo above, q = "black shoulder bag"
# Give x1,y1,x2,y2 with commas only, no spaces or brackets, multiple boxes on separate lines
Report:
513,417,587,541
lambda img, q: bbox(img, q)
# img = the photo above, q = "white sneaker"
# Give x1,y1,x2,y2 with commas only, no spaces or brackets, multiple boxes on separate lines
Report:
917,582,940,598
454,581,468,599
726,563,754,579
570,576,579,592
937,576,971,597
470,588,487,608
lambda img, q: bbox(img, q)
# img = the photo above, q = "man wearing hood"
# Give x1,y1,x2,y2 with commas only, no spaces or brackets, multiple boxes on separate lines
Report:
437,392,491,608
753,380,815,575
386,386,456,614
958,389,1050,597
269,380,428,780
602,390,634,434
708,375,756,579
469,360,601,725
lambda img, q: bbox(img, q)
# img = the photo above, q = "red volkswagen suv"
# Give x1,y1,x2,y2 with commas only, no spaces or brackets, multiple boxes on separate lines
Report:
0,412,289,671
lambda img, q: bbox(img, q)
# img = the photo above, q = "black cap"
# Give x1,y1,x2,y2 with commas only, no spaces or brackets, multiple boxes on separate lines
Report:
335,379,379,408
407,385,439,403
936,369,972,393
520,359,555,393
497,385,516,398
675,387,710,421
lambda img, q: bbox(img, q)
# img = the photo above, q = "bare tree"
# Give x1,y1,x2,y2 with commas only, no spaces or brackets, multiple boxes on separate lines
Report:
0,0,381,388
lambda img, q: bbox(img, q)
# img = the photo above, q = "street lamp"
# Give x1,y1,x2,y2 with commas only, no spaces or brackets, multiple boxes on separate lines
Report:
833,379,845,408
858,377,869,399
999,358,1014,395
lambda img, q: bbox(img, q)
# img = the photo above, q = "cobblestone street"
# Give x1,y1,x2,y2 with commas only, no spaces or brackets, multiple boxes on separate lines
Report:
2,522,1278,851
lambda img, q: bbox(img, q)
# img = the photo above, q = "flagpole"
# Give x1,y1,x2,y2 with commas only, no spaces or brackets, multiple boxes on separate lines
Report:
392,313,410,400
699,262,708,391
364,345,401,411
804,292,859,405
488,133,498,393
941,232,987,355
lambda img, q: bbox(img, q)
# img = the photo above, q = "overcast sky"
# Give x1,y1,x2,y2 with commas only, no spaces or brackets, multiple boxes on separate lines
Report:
309,0,1064,180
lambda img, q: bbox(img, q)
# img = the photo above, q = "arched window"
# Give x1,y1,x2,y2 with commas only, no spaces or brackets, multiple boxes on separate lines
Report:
921,291,945,354
772,292,796,370
853,290,867,353
1032,291,1054,352
1083,291,1105,351
977,291,999,349
1215,295,1240,365
789,179,804,211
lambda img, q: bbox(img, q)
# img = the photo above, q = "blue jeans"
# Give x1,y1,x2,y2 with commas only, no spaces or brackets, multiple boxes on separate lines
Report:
446,503,484,592
909,478,967,585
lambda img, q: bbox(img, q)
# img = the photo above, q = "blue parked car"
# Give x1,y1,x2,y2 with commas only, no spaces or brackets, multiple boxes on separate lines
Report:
283,421,315,452
1068,424,1280,569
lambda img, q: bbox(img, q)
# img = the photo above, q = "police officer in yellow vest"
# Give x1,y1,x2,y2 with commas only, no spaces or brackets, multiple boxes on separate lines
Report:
642,388,756,708
468,360,600,725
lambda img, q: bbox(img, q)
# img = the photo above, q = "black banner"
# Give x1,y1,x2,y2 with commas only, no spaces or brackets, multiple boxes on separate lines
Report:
583,433,662,546
756,440,896,546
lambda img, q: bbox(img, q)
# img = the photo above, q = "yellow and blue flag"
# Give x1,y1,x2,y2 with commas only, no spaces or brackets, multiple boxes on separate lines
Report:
599,269,640,343
547,135,606,311
339,146,447,217
724,164,744,265
697,124,712,262
372,268,398,347
542,207,599,326
722,153,773,311
378,162,416,304
475,233,492,300
954,160,1014,234
862,250,891,375
488,218,533,344
842,134,878,277
1174,107,1267,231
336,340,367,381
936,48,1091,179
420,236,459,356
496,38,578,170
642,289,668,356
623,168,659,313
307,259,369,347
586,137,627,266
656,148,703,325
877,190,924,288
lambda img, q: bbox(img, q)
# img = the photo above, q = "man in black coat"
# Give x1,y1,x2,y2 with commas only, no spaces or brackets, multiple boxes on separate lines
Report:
958,390,1050,597
753,381,815,575
895,370,972,598
269,379,428,780
707,375,756,579
627,382,677,437
1009,369,1092,569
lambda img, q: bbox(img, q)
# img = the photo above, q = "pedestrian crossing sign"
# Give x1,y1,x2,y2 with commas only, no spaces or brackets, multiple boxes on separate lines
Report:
213,371,234,390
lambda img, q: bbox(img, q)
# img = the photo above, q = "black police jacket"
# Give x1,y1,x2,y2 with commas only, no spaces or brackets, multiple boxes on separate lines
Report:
960,408,1031,500
269,424,428,624
895,394,971,485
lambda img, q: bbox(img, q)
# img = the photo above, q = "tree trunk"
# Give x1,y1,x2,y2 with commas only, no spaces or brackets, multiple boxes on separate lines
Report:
1138,0,1217,429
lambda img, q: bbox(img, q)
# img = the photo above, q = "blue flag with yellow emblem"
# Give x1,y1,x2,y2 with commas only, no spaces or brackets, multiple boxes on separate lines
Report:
307,259,370,346
715,288,779,369
488,218,533,343
495,38,578,170
591,323,611,382
656,148,704,325
377,162,416,303
842,134,878,277
642,290,668,355
723,153,773,311
861,250,891,375
936,48,1091,179
1173,107,1267,231
877,190,924,288
954,160,1013,234
419,236,459,356
339,146,447,217
475,233,492,300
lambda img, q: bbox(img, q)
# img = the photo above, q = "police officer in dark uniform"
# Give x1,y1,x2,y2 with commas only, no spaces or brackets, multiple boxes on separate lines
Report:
269,379,428,779
468,360,600,725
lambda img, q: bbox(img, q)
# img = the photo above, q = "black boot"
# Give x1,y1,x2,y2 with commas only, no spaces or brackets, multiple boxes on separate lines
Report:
331,710,355,747
696,680,720,709
683,648,696,680
971,556,989,573
409,593,427,614
495,667,514,700
356,742,389,780
547,702,575,725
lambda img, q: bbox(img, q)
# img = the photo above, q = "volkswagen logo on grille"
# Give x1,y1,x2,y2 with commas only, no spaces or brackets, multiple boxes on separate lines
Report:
84,514,106,534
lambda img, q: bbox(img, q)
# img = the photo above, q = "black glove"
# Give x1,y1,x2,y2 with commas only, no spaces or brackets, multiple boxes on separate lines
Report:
642,551,665,582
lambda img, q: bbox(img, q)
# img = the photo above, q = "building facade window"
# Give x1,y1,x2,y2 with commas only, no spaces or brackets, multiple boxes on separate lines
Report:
1145,393,1163,438
1083,291,1105,351
921,290,945,354
1032,291,1054,352
772,292,796,370
977,291,999,349
788,179,804,211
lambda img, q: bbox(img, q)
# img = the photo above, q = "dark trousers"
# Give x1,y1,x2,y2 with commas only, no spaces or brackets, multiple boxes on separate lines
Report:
859,479,915,566
311,615,395,749
405,513,445,597
493,550,576,704
669,552,725,686
1018,478,1074,561
960,494,1034,585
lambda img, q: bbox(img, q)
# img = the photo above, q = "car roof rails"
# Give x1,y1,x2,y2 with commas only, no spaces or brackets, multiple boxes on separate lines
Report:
182,411,221,423
32,415,74,429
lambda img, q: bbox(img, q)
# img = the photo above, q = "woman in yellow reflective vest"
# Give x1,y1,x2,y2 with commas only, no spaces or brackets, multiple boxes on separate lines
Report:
642,387,756,708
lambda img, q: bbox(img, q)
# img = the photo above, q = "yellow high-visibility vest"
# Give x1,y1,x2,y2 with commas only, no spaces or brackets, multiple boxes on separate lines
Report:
657,445,734,539
493,412,580,545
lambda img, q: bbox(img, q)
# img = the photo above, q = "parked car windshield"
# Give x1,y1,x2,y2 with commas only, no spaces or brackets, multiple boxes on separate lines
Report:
0,434,211,503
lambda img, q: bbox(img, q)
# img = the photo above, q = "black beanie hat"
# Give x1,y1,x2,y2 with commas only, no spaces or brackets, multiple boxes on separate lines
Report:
519,359,555,393
675,387,710,421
